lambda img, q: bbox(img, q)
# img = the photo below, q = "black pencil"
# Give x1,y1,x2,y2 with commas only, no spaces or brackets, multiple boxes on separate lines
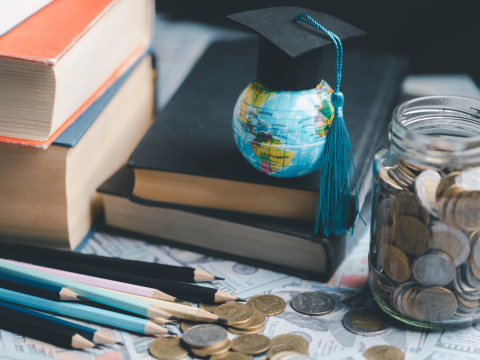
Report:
0,241,223,282
2,253,243,303
0,271,89,301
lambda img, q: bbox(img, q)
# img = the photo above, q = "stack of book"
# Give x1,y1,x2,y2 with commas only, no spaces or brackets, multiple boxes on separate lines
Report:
98,39,408,280
0,0,155,249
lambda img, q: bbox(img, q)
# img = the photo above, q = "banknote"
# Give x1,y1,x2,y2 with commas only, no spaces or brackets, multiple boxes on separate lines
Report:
422,325,480,359
321,349,369,360
410,349,479,360
79,232,299,299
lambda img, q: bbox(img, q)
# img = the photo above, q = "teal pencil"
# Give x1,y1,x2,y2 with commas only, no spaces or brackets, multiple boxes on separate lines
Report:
0,259,176,320
0,287,171,335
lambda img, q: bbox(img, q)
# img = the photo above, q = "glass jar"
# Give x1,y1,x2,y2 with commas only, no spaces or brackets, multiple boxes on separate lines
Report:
369,95,480,329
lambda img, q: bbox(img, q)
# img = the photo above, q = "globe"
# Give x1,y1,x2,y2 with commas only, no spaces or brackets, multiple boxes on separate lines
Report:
232,79,335,178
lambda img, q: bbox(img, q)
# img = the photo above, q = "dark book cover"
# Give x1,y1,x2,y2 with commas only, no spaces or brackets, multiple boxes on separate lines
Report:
98,165,349,281
128,38,407,225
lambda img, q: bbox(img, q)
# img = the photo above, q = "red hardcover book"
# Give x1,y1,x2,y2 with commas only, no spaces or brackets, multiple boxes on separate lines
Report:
0,0,154,148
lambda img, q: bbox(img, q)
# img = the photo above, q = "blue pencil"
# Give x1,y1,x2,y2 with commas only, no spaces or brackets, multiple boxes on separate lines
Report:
0,287,172,335
0,272,88,301
0,299,116,345
0,259,176,320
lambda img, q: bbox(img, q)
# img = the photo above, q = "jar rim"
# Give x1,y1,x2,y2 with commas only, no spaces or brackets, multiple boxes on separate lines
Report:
390,95,480,167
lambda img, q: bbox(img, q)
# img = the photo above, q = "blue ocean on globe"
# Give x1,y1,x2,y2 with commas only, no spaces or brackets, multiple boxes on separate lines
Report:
232,79,335,178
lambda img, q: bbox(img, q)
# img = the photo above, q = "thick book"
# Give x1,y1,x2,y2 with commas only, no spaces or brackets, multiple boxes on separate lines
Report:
0,0,53,37
98,166,347,280
0,55,155,249
0,0,153,148
128,39,407,225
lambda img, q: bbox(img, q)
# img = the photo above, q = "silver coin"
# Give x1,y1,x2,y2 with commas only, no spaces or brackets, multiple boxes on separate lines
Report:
342,308,390,336
470,232,480,268
465,265,480,289
182,324,227,348
388,167,412,189
429,222,470,267
414,170,441,214
290,291,335,316
412,251,455,287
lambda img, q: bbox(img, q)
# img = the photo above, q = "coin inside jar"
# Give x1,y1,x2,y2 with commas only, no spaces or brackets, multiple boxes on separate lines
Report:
470,232,480,268
270,335,309,351
429,222,470,267
364,345,405,360
342,308,390,336
231,334,272,355
376,225,394,249
182,324,227,348
414,170,441,213
436,171,461,199
455,191,480,231
413,287,457,322
380,245,411,283
392,193,429,224
290,291,335,316
149,337,189,360
267,345,308,359
247,295,286,317
393,216,430,255
412,251,455,287
378,167,404,190
376,198,394,226
213,303,254,326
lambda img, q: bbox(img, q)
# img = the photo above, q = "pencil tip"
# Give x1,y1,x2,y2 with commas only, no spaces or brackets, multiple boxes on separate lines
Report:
174,299,185,303
170,315,180,321
77,295,90,301
116,342,124,346
168,330,177,336
236,298,247,302
166,322,176,326
214,276,225,281
217,317,228,324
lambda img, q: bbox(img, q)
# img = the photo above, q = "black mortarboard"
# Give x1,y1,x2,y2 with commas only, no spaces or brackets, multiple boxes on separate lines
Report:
227,7,366,91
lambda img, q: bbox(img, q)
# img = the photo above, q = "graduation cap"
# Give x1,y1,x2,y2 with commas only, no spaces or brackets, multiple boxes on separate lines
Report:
228,7,367,236
227,7,366,91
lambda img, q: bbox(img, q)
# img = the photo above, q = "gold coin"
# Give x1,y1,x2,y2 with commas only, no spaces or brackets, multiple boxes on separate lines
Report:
455,191,480,231
378,167,403,190
267,345,308,359
392,192,429,224
190,339,231,357
376,198,394,226
270,351,305,360
247,295,286,317
270,334,309,351
398,159,426,174
398,161,417,179
364,345,404,360
470,231,480,268
376,225,394,248
226,325,265,335
388,167,412,189
199,303,222,313
214,303,254,325
149,337,189,360
413,287,457,322
436,172,461,199
394,216,430,255
230,308,266,330
211,352,251,360
231,334,272,355
380,245,411,283
400,287,422,319
180,320,208,332
444,188,467,228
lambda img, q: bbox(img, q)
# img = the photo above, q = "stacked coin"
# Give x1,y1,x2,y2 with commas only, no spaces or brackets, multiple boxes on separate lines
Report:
372,160,480,324
213,302,267,335
182,324,231,357
267,334,309,360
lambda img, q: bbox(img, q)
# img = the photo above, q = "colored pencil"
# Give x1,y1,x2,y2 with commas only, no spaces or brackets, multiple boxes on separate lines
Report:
0,287,174,335
0,259,178,320
0,299,116,345
0,304,94,349
0,255,242,303
3,259,179,302
101,288,227,323
0,271,88,301
0,241,222,282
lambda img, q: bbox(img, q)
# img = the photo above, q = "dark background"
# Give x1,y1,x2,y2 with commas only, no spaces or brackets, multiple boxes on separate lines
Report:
156,0,480,86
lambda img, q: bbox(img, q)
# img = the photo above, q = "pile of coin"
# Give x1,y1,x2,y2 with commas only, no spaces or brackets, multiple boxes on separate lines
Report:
182,324,231,357
372,159,480,324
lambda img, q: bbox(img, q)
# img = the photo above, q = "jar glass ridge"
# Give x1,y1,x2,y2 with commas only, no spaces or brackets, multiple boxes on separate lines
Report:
369,95,480,329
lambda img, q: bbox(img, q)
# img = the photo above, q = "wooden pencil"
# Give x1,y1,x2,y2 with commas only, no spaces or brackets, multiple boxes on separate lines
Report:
3,259,178,302
0,287,174,335
101,288,228,323
1,256,242,303
0,259,178,320
0,271,88,301
0,299,116,345
0,241,222,282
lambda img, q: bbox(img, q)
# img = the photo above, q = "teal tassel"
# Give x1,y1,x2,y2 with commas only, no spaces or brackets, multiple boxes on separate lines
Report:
295,14,360,236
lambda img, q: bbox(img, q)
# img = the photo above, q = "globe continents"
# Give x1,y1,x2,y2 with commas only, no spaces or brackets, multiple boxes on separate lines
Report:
232,79,335,178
